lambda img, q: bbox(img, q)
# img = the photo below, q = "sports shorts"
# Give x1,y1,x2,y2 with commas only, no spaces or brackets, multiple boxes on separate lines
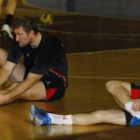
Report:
123,110,132,126
41,72,68,101
123,83,140,126
131,83,140,99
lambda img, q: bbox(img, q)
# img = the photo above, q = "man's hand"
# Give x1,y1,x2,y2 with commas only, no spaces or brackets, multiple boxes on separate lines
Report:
132,99,140,111
0,73,43,105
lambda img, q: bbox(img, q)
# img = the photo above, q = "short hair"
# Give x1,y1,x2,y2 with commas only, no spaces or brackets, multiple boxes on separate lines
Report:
13,16,39,34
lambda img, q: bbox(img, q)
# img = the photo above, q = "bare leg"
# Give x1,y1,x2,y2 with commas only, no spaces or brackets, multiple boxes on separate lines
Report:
10,62,25,82
73,110,126,125
1,0,17,39
0,48,7,67
0,48,10,89
34,109,126,125
19,81,46,100
0,79,46,101
0,0,16,19
106,80,140,120
0,61,25,90
0,59,47,101
0,0,3,16
106,80,132,108
0,82,17,94
6,0,17,15
0,78,46,101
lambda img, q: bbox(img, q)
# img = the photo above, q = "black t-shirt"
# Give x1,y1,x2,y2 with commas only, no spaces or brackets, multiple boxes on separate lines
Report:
7,31,68,80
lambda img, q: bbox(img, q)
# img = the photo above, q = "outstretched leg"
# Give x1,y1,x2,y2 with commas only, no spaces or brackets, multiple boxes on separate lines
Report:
73,109,126,125
30,105,128,126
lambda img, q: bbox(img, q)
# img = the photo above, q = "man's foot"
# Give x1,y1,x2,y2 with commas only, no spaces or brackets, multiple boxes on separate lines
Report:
30,105,53,126
1,24,13,39
34,111,52,126
30,105,47,122
32,106,52,126
129,116,140,126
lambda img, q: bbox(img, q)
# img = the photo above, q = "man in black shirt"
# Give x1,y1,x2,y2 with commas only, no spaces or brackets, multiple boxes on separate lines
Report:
0,16,68,105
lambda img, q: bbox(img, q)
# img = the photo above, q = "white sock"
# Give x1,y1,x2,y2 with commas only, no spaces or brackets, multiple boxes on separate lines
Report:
125,101,140,118
48,113,73,125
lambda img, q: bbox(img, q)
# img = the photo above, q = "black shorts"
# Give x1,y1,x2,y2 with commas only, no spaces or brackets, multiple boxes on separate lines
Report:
123,110,133,126
41,73,68,101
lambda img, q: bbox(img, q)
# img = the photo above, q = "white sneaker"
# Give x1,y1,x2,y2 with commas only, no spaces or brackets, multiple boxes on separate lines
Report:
1,24,13,39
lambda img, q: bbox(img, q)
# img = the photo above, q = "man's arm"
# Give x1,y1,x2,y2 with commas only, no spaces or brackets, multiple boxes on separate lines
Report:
0,72,43,105
0,61,16,86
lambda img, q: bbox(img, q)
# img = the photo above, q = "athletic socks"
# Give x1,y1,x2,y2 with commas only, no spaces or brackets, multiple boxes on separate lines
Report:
48,113,73,125
125,101,140,118
1,14,14,39
5,14,14,26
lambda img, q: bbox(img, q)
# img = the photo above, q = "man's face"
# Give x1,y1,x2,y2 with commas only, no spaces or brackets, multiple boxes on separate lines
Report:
14,27,32,47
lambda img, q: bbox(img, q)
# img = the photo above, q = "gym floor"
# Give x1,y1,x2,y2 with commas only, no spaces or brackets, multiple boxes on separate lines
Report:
0,0,140,140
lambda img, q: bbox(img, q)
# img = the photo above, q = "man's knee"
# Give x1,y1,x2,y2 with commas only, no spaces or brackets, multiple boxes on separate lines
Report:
20,91,34,100
106,80,121,95
20,87,46,101
10,63,25,82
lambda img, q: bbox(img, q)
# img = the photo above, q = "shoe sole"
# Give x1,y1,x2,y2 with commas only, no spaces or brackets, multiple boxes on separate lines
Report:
34,115,43,126
29,112,34,122
29,105,53,125
29,105,36,122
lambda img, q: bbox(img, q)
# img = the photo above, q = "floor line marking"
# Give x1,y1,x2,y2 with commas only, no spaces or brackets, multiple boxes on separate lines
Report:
69,76,140,80
66,48,140,55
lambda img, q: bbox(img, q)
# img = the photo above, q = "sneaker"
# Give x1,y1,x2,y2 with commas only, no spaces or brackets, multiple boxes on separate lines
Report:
129,116,140,126
30,105,53,123
30,105,47,122
1,24,13,39
34,109,52,126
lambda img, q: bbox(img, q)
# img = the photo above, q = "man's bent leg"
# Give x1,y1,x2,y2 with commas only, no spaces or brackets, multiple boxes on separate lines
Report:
19,81,46,101
106,80,131,108
106,80,140,119
10,62,25,82
0,48,7,67
0,62,25,90
32,108,127,126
